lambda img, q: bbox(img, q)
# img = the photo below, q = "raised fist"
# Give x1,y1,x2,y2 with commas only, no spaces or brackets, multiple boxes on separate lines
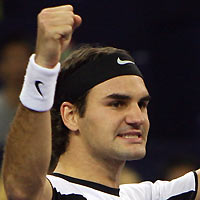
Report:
35,5,82,68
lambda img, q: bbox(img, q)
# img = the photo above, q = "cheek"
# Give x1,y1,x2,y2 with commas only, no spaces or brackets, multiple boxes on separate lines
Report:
144,116,150,133
81,108,122,138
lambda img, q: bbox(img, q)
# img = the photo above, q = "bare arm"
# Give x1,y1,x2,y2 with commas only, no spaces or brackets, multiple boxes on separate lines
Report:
195,170,200,200
2,5,81,200
2,105,52,200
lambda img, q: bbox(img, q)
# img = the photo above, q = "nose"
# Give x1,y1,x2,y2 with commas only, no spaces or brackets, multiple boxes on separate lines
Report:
125,104,145,128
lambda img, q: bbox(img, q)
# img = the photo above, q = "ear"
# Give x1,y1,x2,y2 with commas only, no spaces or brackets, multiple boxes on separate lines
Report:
60,102,79,132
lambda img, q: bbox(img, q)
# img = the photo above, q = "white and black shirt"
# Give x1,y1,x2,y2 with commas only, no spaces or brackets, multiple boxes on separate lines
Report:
47,171,198,200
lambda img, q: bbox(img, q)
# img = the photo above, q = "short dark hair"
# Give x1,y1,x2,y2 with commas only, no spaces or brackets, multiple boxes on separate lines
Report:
49,44,131,173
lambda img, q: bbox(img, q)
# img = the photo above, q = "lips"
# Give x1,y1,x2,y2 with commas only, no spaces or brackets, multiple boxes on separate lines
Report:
117,131,143,143
117,131,142,139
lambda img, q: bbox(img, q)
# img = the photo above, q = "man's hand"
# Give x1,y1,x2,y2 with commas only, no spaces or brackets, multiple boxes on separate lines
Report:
2,5,81,200
35,5,82,68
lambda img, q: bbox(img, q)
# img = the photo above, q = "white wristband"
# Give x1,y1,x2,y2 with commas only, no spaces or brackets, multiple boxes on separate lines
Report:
19,54,61,112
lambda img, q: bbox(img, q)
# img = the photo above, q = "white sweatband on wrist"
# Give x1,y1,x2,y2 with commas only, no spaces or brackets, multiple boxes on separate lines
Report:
20,54,61,112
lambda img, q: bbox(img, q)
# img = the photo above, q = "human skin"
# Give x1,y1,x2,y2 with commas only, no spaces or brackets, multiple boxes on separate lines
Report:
2,4,200,200
55,75,150,187
2,5,81,200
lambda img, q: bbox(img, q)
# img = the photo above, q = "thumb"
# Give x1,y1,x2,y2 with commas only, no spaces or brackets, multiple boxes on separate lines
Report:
73,14,82,31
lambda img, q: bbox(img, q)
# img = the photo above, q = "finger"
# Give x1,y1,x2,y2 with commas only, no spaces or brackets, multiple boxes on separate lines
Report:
39,8,74,22
51,25,73,40
44,12,75,26
73,15,82,31
43,5,73,13
47,13,80,28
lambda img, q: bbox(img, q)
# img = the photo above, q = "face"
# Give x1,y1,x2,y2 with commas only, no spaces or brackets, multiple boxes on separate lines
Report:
77,75,150,162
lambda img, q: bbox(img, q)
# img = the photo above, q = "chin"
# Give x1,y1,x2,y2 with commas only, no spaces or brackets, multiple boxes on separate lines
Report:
125,149,146,161
115,148,146,161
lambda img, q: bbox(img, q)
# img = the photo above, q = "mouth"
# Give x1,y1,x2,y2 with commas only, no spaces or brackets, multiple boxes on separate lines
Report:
117,131,142,143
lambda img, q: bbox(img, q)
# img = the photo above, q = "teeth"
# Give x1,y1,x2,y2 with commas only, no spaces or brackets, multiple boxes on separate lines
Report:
122,135,139,139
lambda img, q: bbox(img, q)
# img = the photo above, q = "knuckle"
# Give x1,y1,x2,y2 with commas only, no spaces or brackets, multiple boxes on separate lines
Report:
66,11,74,18
66,12,75,25
40,8,49,16
38,11,48,22
68,17,74,26
66,5,73,11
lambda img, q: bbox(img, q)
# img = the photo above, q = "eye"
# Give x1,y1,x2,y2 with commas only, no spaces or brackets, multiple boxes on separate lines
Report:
108,101,126,108
138,101,149,109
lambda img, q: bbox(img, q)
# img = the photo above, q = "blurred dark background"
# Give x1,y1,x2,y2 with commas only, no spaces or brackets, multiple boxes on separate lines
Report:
0,0,200,181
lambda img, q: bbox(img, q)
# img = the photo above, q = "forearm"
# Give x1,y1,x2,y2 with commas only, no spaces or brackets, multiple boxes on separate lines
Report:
2,103,51,199
2,5,81,200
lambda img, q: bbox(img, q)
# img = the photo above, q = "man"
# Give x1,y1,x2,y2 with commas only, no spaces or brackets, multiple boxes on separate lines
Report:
2,5,200,200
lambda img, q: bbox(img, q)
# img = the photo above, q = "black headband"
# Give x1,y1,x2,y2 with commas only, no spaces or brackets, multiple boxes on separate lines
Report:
55,52,143,104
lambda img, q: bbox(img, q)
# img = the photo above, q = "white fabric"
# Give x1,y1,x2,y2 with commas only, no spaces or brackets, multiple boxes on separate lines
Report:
120,172,196,200
47,171,197,200
19,54,60,111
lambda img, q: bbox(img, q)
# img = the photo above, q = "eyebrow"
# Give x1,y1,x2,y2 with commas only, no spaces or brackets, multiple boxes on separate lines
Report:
139,95,151,102
104,93,132,100
104,93,151,102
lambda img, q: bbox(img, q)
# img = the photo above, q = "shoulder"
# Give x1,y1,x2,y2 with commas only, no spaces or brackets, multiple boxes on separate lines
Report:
47,174,119,200
46,174,92,200
119,171,197,200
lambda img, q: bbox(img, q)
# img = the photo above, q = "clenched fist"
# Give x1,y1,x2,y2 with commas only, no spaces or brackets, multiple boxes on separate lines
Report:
35,5,82,68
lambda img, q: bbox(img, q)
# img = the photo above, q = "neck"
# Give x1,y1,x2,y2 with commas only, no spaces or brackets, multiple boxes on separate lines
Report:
54,136,125,188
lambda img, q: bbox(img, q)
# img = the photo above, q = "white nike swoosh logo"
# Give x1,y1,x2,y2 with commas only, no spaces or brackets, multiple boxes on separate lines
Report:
117,57,135,65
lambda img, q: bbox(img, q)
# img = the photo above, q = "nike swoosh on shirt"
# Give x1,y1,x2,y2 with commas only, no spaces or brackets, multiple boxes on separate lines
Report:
35,81,44,97
117,57,135,65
